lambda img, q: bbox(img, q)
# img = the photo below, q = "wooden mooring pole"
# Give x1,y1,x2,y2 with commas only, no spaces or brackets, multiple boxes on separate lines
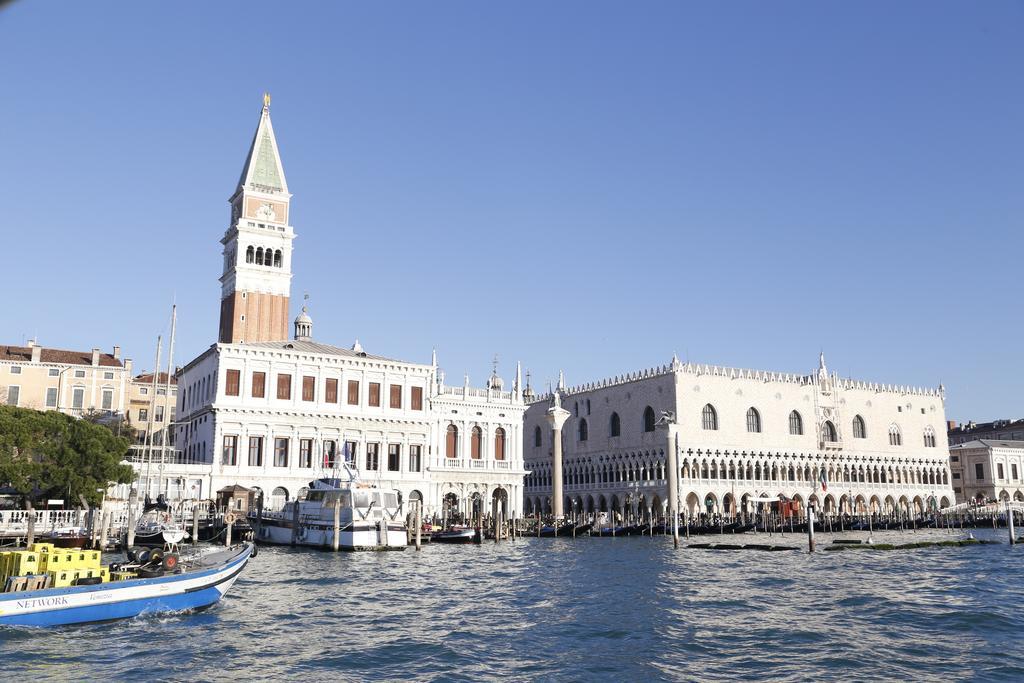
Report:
807,506,816,553
1008,501,1016,546
192,505,200,546
25,502,35,548
99,511,111,550
126,489,138,549
414,503,422,551
291,498,300,546
332,496,341,552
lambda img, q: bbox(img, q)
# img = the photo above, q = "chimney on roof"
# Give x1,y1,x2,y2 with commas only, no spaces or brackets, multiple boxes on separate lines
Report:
91,348,100,366
947,420,957,432
31,345,41,363
113,345,121,360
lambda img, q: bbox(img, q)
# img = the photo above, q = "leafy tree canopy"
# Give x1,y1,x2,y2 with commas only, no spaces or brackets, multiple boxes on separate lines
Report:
0,405,135,506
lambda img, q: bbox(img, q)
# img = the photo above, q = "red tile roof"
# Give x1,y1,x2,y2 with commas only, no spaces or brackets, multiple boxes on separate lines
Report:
133,372,177,385
0,345,124,368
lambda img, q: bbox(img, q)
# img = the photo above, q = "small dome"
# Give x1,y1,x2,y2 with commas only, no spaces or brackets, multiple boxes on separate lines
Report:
293,305,313,341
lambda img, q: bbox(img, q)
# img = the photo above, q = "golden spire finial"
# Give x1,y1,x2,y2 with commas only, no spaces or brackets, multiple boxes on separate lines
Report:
263,91,271,109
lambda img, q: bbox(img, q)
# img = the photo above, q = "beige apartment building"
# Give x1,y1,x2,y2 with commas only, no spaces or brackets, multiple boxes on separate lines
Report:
0,340,132,417
125,371,178,451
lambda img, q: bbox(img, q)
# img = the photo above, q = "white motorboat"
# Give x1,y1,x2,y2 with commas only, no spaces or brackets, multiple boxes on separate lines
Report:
254,469,406,551
132,498,188,548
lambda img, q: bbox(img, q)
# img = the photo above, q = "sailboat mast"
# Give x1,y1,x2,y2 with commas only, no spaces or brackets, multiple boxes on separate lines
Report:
142,335,162,500
157,305,177,500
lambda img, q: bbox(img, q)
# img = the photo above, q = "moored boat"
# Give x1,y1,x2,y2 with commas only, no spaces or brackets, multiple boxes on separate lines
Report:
132,496,188,548
254,472,406,551
431,527,477,544
539,522,591,537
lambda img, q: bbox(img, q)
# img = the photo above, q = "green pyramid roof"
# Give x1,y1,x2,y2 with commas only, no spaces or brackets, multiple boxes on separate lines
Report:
236,105,287,195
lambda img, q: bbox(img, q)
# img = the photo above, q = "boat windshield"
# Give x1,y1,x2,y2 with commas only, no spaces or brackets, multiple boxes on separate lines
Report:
380,492,399,509
354,491,371,508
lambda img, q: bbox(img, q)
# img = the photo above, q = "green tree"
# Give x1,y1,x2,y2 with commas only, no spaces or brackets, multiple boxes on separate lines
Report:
0,405,135,506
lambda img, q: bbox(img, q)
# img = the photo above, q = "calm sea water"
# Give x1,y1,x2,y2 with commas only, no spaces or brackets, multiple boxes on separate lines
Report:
2,528,1023,681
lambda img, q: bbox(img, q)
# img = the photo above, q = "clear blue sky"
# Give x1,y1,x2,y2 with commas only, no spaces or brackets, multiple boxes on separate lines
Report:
1,2,1021,422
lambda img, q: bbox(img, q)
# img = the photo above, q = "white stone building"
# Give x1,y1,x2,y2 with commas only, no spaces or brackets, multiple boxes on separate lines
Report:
523,354,955,520
948,440,1024,504
128,96,527,518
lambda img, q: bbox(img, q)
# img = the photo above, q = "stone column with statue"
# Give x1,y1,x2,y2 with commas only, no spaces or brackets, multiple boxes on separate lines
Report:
546,388,570,520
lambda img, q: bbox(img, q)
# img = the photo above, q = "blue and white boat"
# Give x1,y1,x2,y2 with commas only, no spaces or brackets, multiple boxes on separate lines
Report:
0,543,253,627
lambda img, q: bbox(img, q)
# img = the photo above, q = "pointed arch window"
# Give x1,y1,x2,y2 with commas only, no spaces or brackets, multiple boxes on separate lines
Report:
578,419,588,442
746,407,761,433
852,415,866,439
923,426,936,448
789,410,803,435
702,404,718,431
822,420,837,442
643,406,656,432
534,425,542,448
446,424,458,458
610,412,621,437
888,424,902,446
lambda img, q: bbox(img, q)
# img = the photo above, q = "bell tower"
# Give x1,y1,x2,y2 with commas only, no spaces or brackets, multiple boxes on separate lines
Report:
218,93,295,344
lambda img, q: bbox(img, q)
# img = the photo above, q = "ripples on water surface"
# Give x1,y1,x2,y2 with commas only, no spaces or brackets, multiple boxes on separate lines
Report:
2,528,1023,681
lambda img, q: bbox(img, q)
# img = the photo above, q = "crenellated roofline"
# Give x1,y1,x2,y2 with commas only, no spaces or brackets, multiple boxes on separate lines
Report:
526,358,945,405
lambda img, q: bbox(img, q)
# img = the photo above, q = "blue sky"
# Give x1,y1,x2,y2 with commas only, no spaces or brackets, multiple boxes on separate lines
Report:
1,2,1021,421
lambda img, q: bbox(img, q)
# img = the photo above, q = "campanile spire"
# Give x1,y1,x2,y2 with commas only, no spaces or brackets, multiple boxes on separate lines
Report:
218,94,296,344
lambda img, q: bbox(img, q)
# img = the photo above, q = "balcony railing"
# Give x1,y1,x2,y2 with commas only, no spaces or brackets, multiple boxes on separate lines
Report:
435,457,516,472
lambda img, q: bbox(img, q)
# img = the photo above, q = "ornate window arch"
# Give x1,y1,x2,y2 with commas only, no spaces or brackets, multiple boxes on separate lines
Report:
789,410,803,435
822,420,837,442
610,412,621,437
494,427,506,460
923,425,936,448
245,245,254,263
470,426,483,459
446,424,458,458
274,249,282,267
578,419,589,442
643,406,656,433
852,415,866,439
889,424,902,446
702,404,718,431
746,407,761,433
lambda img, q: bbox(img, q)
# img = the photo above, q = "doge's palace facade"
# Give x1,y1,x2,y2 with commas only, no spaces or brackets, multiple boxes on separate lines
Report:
524,354,954,519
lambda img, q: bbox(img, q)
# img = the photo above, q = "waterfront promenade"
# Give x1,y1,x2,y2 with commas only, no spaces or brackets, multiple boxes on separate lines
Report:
2,529,1022,680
